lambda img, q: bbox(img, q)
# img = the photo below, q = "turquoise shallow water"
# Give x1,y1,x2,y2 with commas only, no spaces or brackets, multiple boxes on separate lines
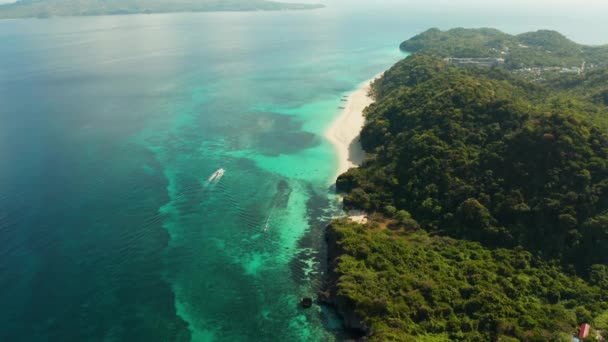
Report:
0,11,405,341
1,4,608,341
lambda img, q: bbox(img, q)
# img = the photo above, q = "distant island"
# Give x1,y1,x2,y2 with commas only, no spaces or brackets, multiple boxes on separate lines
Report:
0,0,324,19
323,28,608,341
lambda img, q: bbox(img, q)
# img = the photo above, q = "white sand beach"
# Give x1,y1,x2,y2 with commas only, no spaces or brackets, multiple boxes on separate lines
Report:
325,75,380,183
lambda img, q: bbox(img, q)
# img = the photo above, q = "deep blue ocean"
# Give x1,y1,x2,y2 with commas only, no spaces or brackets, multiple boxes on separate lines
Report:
1,1,607,341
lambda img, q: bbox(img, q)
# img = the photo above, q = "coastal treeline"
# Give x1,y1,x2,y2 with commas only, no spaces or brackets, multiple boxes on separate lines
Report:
328,29,608,340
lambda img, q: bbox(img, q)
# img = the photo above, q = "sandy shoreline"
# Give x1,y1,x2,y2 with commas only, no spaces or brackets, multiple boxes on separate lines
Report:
325,75,380,183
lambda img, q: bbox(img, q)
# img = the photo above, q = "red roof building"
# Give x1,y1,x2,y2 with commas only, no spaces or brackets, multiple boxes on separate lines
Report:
579,323,590,339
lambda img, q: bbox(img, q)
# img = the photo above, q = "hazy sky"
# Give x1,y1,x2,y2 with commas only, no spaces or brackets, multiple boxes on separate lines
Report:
296,0,608,11
2,0,608,9
320,0,608,9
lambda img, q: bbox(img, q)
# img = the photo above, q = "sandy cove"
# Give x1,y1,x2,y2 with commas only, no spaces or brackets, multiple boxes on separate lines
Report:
325,75,380,183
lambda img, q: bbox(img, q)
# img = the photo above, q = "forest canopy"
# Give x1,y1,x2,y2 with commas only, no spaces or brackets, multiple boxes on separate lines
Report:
327,219,608,341
338,53,608,270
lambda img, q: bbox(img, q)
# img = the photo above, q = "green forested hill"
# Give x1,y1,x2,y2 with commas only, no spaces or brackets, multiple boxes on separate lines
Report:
400,28,608,69
338,53,608,270
329,30,608,340
0,0,323,19
327,219,608,341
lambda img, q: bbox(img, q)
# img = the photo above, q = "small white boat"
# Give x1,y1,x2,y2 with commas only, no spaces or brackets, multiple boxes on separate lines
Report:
263,207,274,232
208,168,225,183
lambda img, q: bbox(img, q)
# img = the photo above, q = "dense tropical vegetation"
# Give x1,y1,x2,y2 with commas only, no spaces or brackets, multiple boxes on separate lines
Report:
327,219,608,341
0,0,323,19
400,28,608,69
328,29,608,340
